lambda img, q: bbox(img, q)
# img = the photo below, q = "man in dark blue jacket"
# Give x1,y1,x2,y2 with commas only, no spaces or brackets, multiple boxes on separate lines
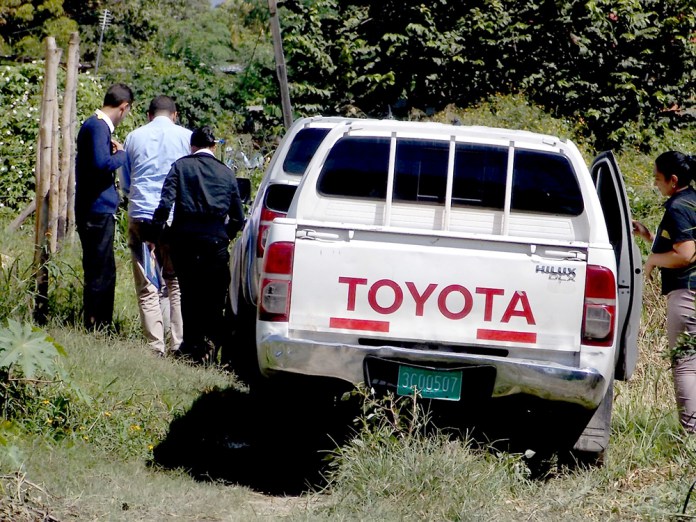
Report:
153,126,245,363
75,83,133,331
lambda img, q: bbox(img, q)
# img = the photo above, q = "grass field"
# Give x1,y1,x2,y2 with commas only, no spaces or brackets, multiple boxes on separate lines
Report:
2,293,696,521
2,103,696,520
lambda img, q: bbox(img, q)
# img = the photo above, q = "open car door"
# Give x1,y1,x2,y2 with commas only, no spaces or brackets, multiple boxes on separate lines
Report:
591,151,643,380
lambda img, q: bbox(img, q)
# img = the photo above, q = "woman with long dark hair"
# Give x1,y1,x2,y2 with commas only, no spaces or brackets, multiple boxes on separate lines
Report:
633,151,696,432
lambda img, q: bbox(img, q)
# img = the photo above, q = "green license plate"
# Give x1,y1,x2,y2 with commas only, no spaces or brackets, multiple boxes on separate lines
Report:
396,366,462,401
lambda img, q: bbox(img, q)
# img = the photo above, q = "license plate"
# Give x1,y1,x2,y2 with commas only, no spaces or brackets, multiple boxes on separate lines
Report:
396,365,462,401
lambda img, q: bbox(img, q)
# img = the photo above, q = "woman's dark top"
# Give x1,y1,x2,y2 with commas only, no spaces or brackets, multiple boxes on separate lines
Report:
653,186,696,294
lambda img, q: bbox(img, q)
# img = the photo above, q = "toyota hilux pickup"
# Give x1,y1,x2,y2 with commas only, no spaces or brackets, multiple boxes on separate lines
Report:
255,119,642,463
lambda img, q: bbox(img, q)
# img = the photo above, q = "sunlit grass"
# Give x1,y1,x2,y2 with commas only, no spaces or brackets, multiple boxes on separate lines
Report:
2,99,696,520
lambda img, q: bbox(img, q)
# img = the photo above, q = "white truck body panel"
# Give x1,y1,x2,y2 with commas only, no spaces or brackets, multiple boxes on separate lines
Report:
290,226,586,351
254,120,641,412
231,116,361,312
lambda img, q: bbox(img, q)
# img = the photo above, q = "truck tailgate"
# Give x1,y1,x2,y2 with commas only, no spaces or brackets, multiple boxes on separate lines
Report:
289,225,587,352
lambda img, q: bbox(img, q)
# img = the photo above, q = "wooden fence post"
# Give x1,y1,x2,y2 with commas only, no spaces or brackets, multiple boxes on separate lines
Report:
33,37,62,324
61,32,79,241
48,90,60,253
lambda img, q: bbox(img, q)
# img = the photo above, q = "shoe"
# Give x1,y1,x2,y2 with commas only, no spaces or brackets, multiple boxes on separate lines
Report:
199,340,218,367
172,344,199,364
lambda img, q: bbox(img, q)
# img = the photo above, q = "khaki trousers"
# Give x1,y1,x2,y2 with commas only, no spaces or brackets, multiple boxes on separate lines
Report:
128,220,183,354
667,288,696,432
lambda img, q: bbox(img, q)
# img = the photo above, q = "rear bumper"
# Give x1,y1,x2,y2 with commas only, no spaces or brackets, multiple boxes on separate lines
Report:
258,335,607,409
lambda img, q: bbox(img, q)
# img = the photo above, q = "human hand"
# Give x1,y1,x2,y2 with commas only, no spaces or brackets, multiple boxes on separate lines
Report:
644,259,656,280
111,138,123,153
143,221,165,244
632,220,652,242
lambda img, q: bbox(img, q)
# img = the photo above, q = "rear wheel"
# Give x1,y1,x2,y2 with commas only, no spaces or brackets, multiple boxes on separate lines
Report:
220,293,262,386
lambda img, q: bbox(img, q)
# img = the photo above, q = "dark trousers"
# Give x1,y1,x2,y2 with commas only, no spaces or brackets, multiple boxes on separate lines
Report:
172,238,230,360
77,213,116,330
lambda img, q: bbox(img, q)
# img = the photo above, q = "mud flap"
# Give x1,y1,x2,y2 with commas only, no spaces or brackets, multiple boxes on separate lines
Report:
573,380,613,454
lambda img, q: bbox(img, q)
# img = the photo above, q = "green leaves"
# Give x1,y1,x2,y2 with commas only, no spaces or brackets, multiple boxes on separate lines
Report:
276,0,695,150
0,320,83,444
0,62,44,212
0,63,104,212
0,319,66,380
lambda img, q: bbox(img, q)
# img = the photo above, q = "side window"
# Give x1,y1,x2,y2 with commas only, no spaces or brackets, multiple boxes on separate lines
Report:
283,128,332,175
317,137,390,199
512,150,584,215
453,144,508,209
593,160,623,258
393,139,449,203
264,184,297,213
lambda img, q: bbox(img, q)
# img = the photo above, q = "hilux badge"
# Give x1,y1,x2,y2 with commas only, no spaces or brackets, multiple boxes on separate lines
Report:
535,265,576,282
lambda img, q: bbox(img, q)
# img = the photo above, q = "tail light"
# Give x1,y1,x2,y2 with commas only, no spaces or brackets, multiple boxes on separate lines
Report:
582,265,616,346
256,207,286,258
259,241,294,322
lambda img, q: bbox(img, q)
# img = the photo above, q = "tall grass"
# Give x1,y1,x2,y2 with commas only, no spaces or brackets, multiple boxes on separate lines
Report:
310,340,696,520
0,327,255,521
0,210,141,334
1,99,696,520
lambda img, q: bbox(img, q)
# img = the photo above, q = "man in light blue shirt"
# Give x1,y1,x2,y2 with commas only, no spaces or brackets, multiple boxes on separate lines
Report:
122,95,192,356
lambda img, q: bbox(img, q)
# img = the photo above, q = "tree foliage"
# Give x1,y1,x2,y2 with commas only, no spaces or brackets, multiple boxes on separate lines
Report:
279,0,696,149
0,0,77,57
0,0,693,211
0,61,105,211
6,0,692,149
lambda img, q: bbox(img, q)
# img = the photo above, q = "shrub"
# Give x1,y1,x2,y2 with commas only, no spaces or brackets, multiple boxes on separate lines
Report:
0,62,107,213
278,0,696,150
0,63,43,212
0,319,76,442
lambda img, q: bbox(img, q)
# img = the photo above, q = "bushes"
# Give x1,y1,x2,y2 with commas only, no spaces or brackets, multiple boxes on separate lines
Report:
0,63,43,212
0,319,75,446
0,62,107,213
279,0,696,150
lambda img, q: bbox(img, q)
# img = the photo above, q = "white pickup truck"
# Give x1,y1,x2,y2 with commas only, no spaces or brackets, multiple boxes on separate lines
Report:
255,119,642,463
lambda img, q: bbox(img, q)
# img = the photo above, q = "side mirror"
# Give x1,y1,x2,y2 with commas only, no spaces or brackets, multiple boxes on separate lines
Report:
237,178,252,204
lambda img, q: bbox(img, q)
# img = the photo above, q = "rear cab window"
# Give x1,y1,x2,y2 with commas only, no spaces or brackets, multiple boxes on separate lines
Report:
317,136,583,214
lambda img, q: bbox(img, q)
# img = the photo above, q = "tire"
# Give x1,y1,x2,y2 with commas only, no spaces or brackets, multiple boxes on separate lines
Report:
220,294,262,387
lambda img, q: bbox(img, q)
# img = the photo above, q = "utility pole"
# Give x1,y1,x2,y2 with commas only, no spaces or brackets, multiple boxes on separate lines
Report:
94,9,111,75
268,0,293,129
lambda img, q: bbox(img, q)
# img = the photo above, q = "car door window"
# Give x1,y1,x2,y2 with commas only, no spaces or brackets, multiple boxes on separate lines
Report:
283,128,332,175
317,136,584,217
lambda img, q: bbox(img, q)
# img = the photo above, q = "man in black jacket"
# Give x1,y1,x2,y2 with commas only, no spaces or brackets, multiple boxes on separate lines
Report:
152,126,245,363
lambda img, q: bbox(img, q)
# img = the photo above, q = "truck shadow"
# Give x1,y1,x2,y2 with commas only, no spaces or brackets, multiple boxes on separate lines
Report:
150,379,359,496
151,377,592,493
